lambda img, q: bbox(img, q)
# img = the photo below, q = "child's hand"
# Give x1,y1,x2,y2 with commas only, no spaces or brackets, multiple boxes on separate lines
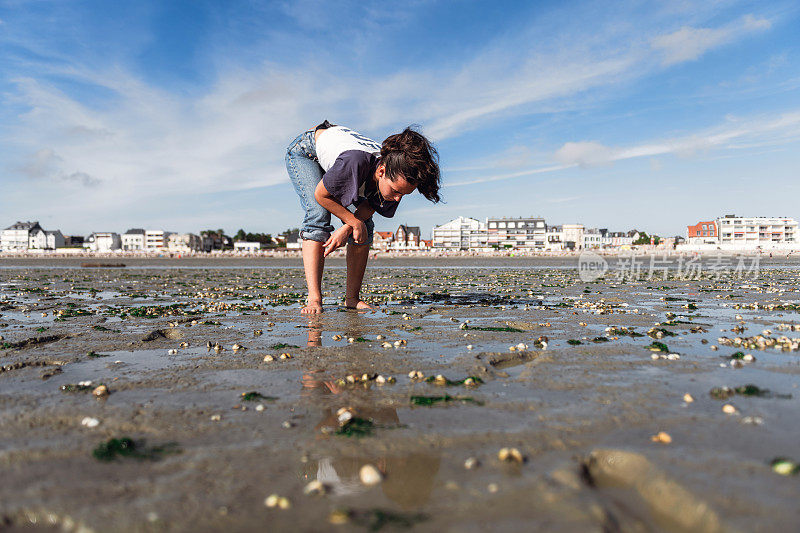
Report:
351,219,368,245
324,226,352,257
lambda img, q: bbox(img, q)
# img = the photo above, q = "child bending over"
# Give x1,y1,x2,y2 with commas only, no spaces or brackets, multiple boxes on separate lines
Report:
285,121,440,313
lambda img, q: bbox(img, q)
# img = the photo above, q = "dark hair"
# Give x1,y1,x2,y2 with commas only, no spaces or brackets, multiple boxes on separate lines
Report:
381,126,441,203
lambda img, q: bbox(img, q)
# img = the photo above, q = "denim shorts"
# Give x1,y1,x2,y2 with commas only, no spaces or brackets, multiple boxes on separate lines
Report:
285,130,373,246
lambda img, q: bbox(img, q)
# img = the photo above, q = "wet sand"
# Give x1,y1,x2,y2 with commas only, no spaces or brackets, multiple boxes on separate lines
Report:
1,258,799,531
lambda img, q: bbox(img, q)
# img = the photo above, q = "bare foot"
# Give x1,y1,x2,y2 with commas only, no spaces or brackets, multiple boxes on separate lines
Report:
345,298,374,310
301,300,324,314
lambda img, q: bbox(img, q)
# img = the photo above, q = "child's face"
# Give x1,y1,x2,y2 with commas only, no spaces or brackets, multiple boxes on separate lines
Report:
376,164,416,202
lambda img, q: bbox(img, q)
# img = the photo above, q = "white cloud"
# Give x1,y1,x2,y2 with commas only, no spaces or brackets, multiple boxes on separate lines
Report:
451,110,800,186
554,141,613,168
652,14,771,65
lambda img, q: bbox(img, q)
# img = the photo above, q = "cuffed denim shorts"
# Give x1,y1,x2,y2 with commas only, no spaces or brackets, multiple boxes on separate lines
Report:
285,130,374,246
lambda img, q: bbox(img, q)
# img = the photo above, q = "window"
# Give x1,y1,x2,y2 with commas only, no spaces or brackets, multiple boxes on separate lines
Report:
702,224,707,230
488,222,496,228
508,222,515,228
498,222,506,228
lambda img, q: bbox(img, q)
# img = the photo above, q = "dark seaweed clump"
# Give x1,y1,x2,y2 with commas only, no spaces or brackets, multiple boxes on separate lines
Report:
92,437,180,461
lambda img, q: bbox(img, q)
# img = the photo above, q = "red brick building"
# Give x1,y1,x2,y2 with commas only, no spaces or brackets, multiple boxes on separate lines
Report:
687,220,717,239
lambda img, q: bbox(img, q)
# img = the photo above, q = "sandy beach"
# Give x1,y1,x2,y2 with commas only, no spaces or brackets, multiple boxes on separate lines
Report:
1,257,799,531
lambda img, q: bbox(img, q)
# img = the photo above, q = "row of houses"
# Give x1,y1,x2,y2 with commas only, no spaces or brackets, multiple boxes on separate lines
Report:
684,215,799,250
1,221,431,253
431,216,641,251
0,223,218,253
0,221,66,252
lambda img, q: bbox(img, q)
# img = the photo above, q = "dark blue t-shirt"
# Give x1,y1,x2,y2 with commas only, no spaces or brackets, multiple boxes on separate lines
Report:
321,150,399,218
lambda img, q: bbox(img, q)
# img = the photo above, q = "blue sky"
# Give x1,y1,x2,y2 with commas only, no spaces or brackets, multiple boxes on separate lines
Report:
1,0,799,238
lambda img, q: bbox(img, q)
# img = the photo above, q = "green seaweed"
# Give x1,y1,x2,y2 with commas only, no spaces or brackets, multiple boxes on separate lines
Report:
710,384,791,399
87,351,109,358
240,391,277,402
567,339,582,345
410,395,483,406
424,375,483,386
335,417,375,438
646,341,670,352
647,328,676,338
591,336,610,343
269,343,299,350
92,437,180,462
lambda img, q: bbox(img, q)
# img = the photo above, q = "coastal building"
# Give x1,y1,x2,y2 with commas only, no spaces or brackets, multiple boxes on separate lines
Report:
84,232,121,252
122,229,146,250
373,231,394,250
1,221,65,251
582,228,603,249
599,230,635,248
145,230,171,250
31,228,65,250
393,225,421,249
432,217,487,250
487,217,546,250
63,235,84,247
168,233,203,253
233,241,261,253
561,224,585,250
715,215,797,246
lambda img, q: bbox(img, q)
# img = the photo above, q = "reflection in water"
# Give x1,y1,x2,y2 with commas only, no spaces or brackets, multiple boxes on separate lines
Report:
307,319,322,347
299,372,441,510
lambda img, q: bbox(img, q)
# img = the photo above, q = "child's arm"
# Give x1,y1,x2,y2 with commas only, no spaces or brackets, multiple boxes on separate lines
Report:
314,180,367,242
323,202,375,257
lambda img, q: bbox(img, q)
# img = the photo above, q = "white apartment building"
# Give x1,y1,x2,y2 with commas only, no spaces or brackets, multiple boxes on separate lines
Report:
716,215,797,247
1,221,64,252
145,230,172,250
122,229,146,250
544,225,562,251
582,228,602,249
487,217,546,250
562,224,585,250
168,233,203,253
432,216,487,250
84,232,122,252
233,241,262,253
29,228,65,250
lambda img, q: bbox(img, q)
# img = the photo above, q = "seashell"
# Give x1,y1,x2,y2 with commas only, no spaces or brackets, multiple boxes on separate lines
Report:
683,393,694,403
722,404,738,415
464,457,480,469
359,464,383,485
650,431,672,444
303,480,327,495
92,385,109,397
498,447,524,463
81,417,99,428
263,354,274,362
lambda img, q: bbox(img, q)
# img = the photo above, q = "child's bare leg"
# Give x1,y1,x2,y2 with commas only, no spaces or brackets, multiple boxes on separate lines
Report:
302,239,325,313
345,242,374,309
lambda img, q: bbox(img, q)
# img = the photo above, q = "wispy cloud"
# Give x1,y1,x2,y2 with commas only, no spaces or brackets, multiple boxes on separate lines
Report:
652,14,771,65
452,110,800,186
